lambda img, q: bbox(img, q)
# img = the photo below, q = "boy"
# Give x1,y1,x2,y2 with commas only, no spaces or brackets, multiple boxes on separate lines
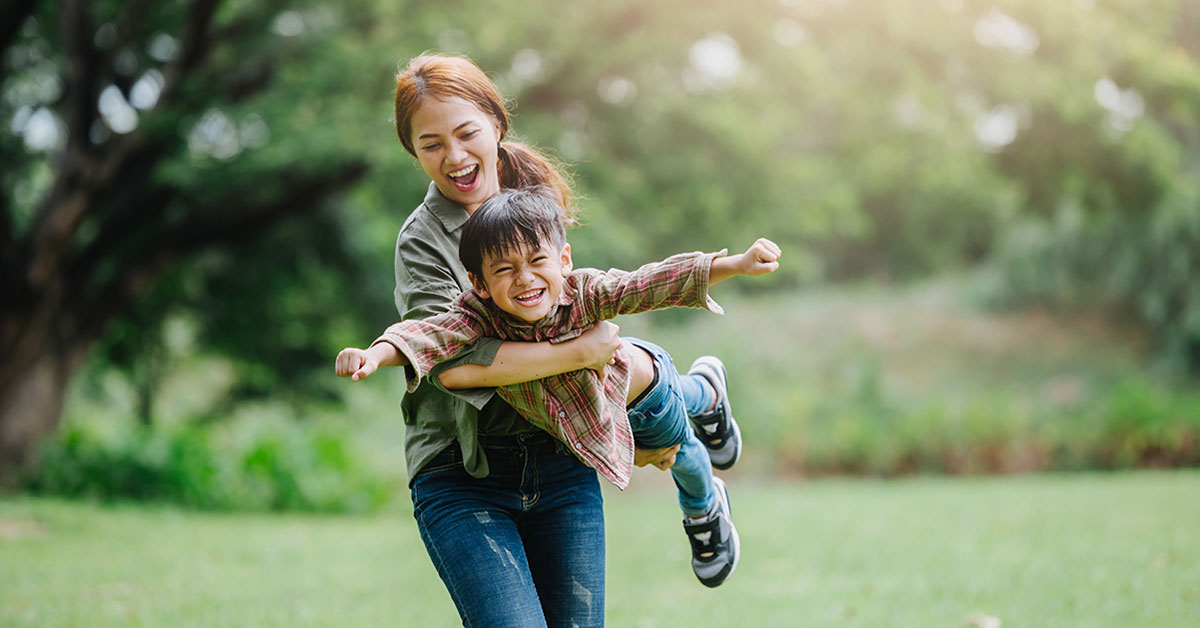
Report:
336,189,781,587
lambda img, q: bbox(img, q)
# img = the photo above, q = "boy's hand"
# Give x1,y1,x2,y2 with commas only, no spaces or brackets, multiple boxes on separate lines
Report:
736,238,782,276
335,347,379,381
710,238,782,284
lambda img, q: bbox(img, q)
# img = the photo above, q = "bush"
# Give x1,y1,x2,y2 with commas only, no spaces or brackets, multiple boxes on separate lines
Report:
988,202,1200,374
776,374,1200,477
27,415,396,513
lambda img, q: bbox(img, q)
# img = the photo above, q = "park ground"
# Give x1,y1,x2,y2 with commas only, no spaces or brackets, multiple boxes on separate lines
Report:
2,469,1197,627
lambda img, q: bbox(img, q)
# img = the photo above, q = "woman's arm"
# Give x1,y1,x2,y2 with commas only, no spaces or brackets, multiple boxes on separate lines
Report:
437,321,620,389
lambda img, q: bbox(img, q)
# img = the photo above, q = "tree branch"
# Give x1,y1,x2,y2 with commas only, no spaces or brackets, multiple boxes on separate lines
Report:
75,160,369,338
59,0,99,158
158,0,221,103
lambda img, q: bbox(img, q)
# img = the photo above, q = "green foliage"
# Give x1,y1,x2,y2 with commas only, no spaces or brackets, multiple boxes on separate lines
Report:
781,373,1200,476
27,415,395,513
989,199,1200,374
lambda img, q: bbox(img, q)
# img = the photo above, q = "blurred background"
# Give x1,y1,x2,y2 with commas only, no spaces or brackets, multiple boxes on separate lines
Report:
2,0,1198,512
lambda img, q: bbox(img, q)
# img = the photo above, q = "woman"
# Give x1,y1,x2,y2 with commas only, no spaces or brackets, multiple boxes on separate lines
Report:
389,54,680,627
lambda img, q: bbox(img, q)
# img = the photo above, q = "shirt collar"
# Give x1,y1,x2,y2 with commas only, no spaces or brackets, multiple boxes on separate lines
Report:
422,182,471,232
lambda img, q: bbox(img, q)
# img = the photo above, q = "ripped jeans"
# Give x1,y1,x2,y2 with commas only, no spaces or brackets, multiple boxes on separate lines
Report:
411,430,605,627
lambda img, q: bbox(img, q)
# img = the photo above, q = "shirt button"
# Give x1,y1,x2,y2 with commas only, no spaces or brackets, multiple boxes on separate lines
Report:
573,442,584,451
558,412,565,418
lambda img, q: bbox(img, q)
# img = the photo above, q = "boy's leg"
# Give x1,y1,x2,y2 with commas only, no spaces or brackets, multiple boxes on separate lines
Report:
685,356,743,470
624,340,714,516
626,338,740,587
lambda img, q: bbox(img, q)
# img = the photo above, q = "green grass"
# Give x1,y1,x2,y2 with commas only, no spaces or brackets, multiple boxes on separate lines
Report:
3,471,1198,627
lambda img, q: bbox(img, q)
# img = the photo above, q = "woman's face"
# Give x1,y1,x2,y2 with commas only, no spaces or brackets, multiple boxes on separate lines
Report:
410,97,502,214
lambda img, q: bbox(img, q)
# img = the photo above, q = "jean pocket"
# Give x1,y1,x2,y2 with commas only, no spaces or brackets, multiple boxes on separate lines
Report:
416,444,464,476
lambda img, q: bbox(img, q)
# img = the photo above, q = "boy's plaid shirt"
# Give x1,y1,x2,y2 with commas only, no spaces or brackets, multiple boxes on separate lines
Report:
372,250,725,489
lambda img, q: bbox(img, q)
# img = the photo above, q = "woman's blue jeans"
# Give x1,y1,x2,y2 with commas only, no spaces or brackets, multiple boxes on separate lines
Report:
411,431,605,627
625,338,716,518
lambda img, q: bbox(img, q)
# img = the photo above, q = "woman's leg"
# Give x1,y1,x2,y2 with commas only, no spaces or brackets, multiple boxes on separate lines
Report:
411,444,548,628
519,434,606,627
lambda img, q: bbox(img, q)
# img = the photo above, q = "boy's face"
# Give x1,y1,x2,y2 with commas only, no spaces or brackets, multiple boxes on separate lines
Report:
470,239,572,323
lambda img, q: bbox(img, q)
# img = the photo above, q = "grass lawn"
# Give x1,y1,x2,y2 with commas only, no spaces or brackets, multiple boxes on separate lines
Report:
2,470,1197,627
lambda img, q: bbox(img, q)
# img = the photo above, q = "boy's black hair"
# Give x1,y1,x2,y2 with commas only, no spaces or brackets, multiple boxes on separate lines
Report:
459,188,568,278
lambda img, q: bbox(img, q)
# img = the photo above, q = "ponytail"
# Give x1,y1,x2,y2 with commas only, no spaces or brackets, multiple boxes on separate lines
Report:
498,141,578,226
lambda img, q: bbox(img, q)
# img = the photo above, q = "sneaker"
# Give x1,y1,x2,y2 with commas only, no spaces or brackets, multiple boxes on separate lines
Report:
683,476,740,587
687,356,742,470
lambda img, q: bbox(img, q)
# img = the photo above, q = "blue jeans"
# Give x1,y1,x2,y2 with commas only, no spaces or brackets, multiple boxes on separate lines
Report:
625,338,716,518
411,431,605,627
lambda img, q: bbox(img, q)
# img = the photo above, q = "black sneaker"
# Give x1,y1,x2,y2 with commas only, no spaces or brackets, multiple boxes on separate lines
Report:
683,476,740,587
687,356,742,470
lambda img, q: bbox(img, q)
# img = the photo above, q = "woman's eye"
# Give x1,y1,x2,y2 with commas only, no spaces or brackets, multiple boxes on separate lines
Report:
421,143,440,151
462,130,479,139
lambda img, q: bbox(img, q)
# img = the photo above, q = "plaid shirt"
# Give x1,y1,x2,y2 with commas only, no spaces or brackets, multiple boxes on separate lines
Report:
372,250,725,489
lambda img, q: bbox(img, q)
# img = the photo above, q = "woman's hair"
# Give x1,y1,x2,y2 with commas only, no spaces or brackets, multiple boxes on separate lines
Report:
394,54,576,220
459,188,567,279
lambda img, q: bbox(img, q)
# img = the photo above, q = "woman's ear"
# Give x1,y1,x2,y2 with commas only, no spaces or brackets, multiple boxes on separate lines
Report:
469,272,491,299
559,243,573,276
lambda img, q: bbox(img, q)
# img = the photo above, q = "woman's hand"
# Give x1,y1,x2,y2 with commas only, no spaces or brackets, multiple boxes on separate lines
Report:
574,321,621,378
634,444,680,470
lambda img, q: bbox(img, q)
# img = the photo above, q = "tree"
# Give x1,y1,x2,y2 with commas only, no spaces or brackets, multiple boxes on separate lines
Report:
0,0,369,476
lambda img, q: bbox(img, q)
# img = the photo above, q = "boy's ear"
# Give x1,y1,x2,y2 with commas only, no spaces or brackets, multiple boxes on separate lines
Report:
559,243,573,276
468,272,491,299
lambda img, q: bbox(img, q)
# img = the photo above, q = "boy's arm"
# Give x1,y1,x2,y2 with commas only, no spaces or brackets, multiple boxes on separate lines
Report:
709,238,782,283
335,302,487,391
580,238,781,322
335,342,406,382
370,307,487,392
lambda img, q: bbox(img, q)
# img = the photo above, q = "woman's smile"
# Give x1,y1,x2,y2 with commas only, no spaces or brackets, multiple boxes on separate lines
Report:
410,96,501,213
447,164,479,190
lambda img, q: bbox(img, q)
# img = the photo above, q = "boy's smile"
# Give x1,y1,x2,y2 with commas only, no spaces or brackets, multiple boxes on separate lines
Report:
471,240,573,323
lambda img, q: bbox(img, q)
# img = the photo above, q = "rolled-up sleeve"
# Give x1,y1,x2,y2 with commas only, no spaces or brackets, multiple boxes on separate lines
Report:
395,224,499,410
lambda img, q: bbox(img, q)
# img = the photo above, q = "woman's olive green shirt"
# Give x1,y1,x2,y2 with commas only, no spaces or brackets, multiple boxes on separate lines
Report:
394,183,534,482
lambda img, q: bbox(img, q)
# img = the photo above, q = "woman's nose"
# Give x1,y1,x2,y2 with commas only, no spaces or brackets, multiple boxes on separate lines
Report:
446,140,467,164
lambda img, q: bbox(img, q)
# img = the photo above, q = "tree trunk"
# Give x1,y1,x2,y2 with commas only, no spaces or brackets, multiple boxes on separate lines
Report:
0,302,90,482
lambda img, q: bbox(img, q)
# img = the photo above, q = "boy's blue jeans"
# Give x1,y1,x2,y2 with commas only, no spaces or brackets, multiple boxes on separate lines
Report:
625,337,716,518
